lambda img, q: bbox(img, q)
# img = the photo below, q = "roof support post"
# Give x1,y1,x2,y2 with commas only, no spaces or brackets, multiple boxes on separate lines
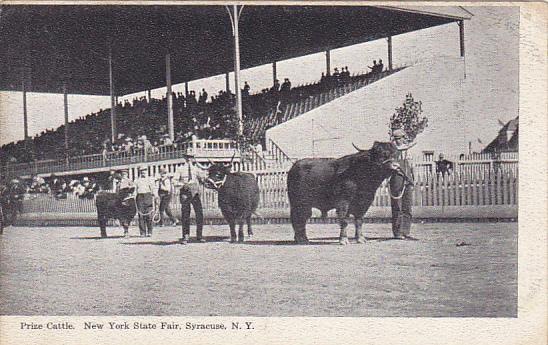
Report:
325,50,331,76
225,72,230,93
109,49,117,143
272,61,277,85
387,36,393,71
185,82,189,98
458,20,465,58
147,89,151,102
227,4,244,137
166,53,174,142
63,82,69,161
22,79,29,142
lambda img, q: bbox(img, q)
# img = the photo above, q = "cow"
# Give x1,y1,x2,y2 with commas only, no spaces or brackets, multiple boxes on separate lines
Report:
95,188,137,238
287,141,398,245
198,157,260,243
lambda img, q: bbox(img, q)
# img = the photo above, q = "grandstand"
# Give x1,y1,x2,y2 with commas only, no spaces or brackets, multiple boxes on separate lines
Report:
0,5,472,181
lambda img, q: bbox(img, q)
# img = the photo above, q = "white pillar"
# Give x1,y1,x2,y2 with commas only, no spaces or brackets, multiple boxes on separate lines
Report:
231,5,243,136
63,82,69,159
387,36,393,71
166,53,174,141
109,49,117,142
22,79,28,141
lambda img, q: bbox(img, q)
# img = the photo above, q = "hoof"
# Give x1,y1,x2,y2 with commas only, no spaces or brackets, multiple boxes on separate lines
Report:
230,237,237,243
356,237,366,244
339,237,349,246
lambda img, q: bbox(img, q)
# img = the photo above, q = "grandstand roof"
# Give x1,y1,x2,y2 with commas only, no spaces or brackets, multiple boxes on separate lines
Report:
0,5,471,96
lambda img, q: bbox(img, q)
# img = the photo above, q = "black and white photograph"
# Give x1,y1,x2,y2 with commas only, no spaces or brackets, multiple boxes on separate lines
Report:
0,2,545,345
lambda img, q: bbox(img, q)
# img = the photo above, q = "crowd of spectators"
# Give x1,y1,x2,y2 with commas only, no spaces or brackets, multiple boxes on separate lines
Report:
1,60,389,165
27,174,101,200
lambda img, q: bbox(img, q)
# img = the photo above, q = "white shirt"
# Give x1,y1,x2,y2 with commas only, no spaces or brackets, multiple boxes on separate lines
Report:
134,176,156,195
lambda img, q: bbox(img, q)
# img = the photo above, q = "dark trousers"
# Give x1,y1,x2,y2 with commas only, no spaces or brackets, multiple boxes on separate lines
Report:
136,193,154,236
181,194,204,239
158,192,176,225
390,183,413,237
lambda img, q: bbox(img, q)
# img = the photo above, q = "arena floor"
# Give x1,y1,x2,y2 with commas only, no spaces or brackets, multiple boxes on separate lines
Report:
0,222,517,317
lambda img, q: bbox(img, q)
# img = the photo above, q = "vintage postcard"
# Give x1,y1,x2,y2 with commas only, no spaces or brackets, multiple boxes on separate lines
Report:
0,1,545,344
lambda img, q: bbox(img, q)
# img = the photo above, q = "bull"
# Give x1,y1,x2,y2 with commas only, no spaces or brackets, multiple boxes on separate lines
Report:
95,188,136,238
198,157,260,243
287,141,398,245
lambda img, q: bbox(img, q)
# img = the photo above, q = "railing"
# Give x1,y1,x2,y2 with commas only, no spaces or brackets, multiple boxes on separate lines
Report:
414,152,518,178
23,170,518,214
1,138,240,178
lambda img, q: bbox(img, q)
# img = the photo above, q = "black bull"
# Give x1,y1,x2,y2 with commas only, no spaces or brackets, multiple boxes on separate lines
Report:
202,162,260,242
95,190,136,237
287,141,398,244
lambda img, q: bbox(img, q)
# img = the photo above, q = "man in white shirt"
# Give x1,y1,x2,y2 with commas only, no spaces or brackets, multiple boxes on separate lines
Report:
134,167,157,237
157,167,178,226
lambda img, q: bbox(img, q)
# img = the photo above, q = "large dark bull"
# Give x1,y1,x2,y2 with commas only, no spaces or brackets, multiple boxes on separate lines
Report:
287,141,398,245
199,158,260,243
95,188,136,238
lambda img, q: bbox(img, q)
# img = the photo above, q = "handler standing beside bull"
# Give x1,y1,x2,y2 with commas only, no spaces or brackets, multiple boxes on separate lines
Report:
174,158,205,244
390,129,415,240
134,167,157,237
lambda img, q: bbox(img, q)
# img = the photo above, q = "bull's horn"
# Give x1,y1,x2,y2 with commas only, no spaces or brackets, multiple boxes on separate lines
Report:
194,161,209,170
352,142,366,152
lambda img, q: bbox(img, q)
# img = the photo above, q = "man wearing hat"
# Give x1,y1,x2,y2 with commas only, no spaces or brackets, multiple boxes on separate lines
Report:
390,128,415,240
157,167,178,226
174,157,205,244
134,167,157,237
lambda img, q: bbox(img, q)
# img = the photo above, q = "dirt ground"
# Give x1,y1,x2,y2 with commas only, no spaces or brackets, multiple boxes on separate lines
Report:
0,222,517,317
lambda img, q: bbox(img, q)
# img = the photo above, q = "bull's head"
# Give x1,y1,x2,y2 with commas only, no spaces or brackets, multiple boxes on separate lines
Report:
353,141,397,167
337,141,398,177
195,152,236,190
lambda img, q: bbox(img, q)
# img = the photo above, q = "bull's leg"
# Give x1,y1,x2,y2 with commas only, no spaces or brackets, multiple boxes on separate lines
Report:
290,206,311,244
98,215,108,238
354,216,365,244
246,216,253,238
229,221,237,243
122,220,129,237
238,220,245,243
336,201,350,245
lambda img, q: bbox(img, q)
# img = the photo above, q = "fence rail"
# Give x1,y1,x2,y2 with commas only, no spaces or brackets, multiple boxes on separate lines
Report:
20,168,517,218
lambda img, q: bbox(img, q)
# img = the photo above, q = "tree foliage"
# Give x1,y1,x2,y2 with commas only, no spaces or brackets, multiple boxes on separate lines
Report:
389,93,429,143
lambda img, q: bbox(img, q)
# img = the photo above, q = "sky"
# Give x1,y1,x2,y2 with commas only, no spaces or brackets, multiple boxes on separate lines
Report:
0,6,518,153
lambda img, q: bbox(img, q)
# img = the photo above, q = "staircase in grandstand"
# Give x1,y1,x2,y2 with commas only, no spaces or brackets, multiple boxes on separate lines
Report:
247,66,407,143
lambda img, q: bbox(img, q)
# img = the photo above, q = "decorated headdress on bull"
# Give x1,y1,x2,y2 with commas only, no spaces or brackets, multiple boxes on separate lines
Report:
389,92,428,150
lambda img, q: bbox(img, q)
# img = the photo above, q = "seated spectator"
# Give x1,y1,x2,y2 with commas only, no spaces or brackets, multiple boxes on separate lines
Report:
50,174,67,199
377,59,384,74
271,79,280,94
435,153,454,176
368,60,378,75
280,78,291,100
242,81,250,97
